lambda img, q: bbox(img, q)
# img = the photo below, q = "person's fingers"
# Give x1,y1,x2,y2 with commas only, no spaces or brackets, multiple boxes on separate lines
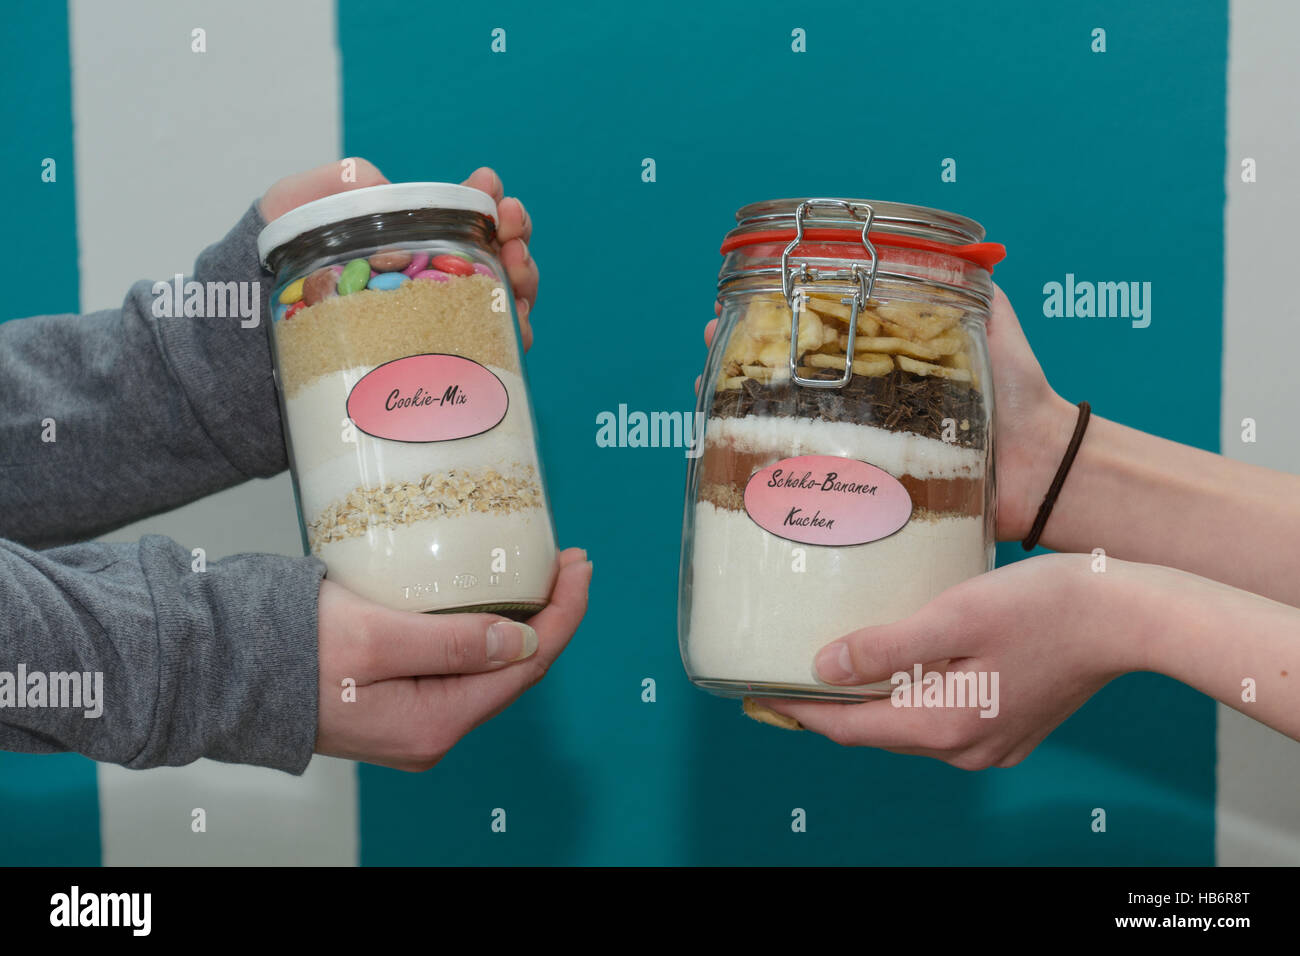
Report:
516,297,534,351
988,282,1020,337
522,547,592,659
259,157,388,221
714,300,722,317
462,166,505,204
456,178,537,342
704,318,717,348
418,549,592,747
811,598,971,686
355,610,540,681
322,550,590,771
496,196,532,246
754,696,965,751
694,374,701,395
454,549,591,696
986,283,1044,378
499,237,538,307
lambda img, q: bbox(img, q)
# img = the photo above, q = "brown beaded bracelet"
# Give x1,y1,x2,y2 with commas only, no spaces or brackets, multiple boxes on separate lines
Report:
1022,401,1092,551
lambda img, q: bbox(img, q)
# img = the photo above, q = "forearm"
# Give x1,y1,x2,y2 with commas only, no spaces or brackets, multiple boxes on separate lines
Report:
0,204,287,549
0,535,323,772
1032,397,1300,607
1133,564,1300,740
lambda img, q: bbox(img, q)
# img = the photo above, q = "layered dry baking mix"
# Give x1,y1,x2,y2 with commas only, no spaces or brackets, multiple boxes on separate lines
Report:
275,268,555,613
685,291,991,692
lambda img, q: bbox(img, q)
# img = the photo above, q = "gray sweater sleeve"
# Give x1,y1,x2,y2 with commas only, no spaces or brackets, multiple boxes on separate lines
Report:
0,536,323,773
0,203,324,774
0,203,288,547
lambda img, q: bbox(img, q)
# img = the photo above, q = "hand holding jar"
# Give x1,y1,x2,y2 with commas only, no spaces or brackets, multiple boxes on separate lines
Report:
315,547,592,771
256,161,585,773
736,283,1300,765
259,178,559,617
260,161,539,350
680,198,1002,701
748,551,1300,769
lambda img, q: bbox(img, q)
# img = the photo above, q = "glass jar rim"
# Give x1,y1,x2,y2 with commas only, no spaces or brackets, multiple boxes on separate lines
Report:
256,182,497,267
718,197,1002,304
729,197,987,245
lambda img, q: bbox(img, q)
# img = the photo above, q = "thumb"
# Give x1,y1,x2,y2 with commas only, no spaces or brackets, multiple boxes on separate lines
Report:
358,610,538,681
259,157,389,221
813,601,967,686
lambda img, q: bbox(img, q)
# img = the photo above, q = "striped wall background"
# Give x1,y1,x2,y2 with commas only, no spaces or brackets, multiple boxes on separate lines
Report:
1,0,1295,865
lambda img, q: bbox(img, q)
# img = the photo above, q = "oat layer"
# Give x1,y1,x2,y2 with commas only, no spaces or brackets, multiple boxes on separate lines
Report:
307,464,544,551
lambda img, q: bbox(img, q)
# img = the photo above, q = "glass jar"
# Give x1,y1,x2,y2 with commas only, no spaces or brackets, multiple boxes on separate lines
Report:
257,183,557,617
679,198,1004,700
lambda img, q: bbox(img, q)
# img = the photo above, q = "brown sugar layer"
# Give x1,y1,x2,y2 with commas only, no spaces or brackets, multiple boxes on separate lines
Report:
307,464,543,551
699,480,746,513
276,275,519,398
710,366,987,449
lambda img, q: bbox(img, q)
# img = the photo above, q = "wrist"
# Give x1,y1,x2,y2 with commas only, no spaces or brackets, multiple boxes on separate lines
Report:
999,390,1077,542
1101,559,1187,676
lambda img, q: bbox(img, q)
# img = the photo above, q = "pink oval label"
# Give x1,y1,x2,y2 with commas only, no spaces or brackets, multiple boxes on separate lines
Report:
743,455,913,546
346,354,508,443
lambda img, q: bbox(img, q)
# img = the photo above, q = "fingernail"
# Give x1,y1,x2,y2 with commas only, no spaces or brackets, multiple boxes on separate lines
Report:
519,240,530,263
515,297,529,320
815,642,856,684
486,622,538,664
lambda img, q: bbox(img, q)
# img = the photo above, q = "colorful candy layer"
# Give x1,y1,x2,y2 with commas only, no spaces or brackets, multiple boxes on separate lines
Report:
274,249,497,322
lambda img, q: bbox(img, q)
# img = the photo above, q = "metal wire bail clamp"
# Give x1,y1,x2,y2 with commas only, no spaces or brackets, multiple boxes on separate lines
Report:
781,199,879,389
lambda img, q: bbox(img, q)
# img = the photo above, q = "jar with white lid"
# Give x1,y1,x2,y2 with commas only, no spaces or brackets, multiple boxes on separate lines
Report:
257,183,558,617
679,198,1003,700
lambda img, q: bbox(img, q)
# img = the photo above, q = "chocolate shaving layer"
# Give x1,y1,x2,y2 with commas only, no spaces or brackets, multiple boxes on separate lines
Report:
710,366,987,449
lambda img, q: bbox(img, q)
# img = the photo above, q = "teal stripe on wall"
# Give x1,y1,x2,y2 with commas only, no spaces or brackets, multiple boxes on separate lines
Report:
0,5,100,864
1,6,80,324
342,0,1225,864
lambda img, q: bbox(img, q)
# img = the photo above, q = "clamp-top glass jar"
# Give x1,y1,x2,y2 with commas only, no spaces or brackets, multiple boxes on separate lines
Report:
679,198,1004,700
258,183,558,617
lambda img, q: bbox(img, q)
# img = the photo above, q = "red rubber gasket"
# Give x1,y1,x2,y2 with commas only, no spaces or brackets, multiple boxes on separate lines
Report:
720,228,1006,273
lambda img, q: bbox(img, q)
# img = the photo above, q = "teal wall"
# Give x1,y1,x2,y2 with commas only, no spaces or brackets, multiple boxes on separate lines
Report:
0,3,100,865
0,0,1226,865
342,0,1226,863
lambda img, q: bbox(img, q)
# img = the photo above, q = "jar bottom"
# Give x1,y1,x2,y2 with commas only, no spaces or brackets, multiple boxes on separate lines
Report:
425,600,547,622
690,676,892,703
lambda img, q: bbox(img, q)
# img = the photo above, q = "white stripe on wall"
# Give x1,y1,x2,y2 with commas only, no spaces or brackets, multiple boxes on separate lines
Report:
70,0,357,866
1218,0,1300,865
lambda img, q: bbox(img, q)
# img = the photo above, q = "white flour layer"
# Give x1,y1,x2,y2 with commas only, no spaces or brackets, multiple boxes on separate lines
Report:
685,501,990,689
283,363,553,611
703,414,984,480
318,508,557,612
285,364,535,474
